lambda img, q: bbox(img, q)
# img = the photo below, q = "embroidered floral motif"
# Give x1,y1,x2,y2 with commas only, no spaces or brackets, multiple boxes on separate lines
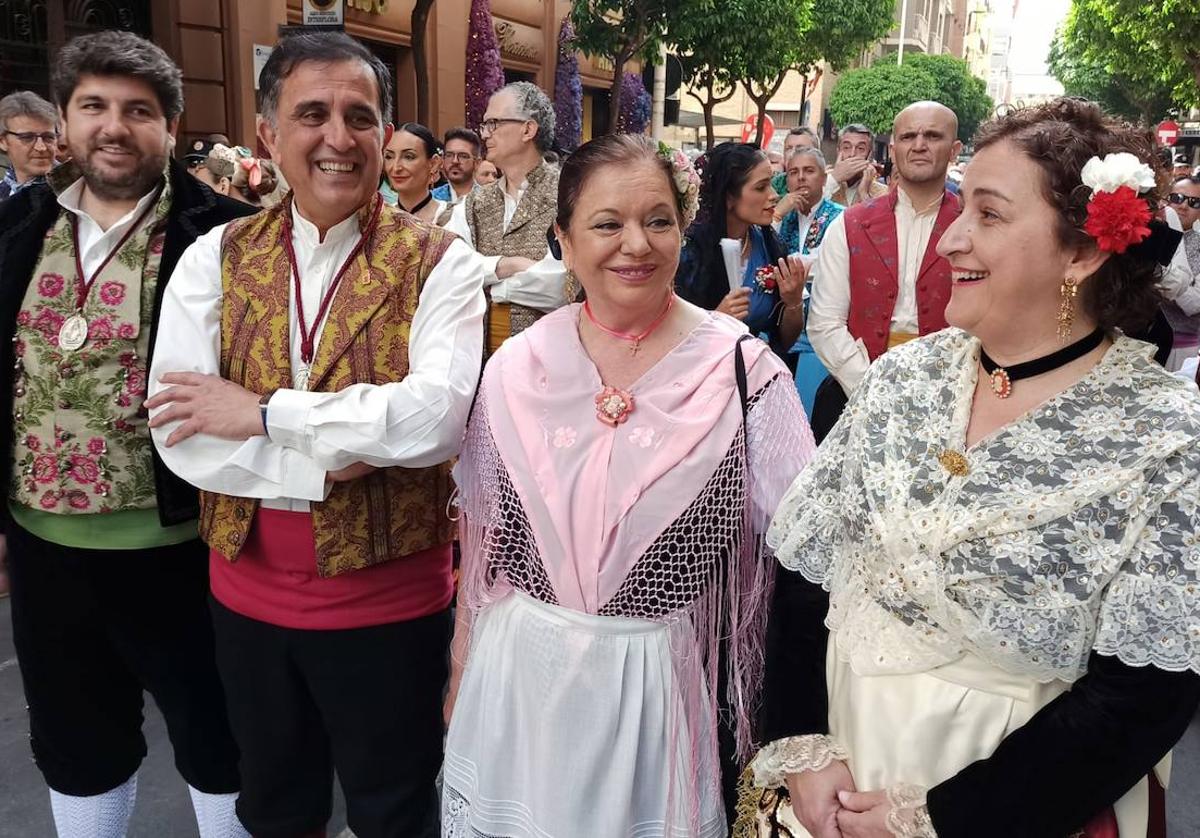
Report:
552,426,577,449
9,179,173,515
629,426,655,448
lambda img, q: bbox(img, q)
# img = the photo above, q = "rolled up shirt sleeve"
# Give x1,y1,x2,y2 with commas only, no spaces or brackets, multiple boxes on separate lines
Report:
148,225,329,502
489,252,567,312
264,237,486,471
807,214,871,393
1161,240,1200,316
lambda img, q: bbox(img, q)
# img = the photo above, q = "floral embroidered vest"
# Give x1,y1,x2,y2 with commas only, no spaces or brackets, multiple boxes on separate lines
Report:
10,173,171,514
198,198,457,577
843,188,958,360
464,161,559,356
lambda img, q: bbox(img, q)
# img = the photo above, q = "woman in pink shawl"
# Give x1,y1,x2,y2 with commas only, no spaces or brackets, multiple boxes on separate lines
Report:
442,134,816,837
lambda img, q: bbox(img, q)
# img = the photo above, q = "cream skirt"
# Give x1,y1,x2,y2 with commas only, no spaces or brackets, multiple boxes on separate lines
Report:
775,641,1161,838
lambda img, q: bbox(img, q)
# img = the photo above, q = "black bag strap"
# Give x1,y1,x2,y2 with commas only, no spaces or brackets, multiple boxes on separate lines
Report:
735,334,753,426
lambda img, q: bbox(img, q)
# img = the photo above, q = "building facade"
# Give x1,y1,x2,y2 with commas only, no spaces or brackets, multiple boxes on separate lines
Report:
0,0,626,152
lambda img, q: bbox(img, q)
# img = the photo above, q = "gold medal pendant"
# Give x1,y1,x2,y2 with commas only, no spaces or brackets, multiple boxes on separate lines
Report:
293,364,311,392
58,314,88,352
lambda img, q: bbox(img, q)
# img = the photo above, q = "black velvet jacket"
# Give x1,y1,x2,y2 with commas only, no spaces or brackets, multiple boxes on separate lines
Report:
0,158,257,529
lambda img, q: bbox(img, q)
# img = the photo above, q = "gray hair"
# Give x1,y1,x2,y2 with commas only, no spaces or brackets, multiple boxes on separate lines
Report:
496,81,555,152
838,123,873,142
0,91,58,132
258,31,393,128
786,126,817,142
52,31,183,121
788,146,827,170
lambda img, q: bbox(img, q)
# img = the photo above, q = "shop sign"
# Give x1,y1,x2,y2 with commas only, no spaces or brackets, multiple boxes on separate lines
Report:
303,0,344,26
493,19,541,62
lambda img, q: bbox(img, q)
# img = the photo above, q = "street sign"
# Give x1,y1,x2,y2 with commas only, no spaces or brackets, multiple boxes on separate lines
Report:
741,113,775,148
303,0,344,26
1157,120,1180,146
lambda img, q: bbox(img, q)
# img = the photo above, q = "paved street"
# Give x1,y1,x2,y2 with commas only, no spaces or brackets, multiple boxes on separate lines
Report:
0,596,348,838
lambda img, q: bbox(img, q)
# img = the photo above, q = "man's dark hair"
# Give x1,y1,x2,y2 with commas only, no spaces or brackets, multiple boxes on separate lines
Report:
443,126,481,156
52,31,183,121
258,31,393,127
786,126,817,140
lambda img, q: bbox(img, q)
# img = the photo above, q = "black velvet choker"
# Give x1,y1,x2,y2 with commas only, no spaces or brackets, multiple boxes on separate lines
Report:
979,328,1105,398
399,192,433,215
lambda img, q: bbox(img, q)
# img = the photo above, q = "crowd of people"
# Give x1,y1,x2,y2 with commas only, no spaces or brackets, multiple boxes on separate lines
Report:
0,23,1199,838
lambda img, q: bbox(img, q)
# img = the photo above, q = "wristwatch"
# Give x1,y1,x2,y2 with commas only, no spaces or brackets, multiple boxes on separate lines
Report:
258,389,276,437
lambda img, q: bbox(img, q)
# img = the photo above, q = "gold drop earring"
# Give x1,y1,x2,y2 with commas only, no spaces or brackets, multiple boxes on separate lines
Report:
1057,276,1077,342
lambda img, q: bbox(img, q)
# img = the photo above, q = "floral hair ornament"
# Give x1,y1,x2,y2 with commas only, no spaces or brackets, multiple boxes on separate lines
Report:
657,141,701,228
1080,152,1155,254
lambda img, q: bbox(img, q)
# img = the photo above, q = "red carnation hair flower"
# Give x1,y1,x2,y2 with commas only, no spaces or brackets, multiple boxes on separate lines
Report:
1083,185,1151,254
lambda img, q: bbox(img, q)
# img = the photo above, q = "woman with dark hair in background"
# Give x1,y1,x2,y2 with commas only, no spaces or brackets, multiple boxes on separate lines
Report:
382,121,447,223
675,142,808,365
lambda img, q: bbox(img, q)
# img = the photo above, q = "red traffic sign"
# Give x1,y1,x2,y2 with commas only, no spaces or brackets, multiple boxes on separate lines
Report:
741,113,775,148
1157,120,1180,146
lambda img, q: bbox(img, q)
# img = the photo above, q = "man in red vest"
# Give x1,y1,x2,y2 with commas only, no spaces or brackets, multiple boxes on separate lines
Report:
808,101,962,414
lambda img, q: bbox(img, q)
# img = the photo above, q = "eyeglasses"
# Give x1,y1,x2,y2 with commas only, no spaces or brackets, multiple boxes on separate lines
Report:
444,151,477,162
4,130,58,147
1168,193,1200,209
479,117,527,135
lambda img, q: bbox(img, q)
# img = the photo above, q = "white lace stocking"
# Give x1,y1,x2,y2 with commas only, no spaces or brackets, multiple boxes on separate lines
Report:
49,773,137,838
188,785,250,838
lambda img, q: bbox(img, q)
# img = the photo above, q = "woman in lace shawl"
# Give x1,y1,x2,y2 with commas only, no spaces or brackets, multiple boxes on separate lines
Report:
443,134,816,837
751,99,1200,838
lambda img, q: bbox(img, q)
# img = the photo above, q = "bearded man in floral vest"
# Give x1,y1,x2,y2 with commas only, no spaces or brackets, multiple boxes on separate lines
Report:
444,81,566,356
807,101,962,441
0,32,255,838
146,31,485,838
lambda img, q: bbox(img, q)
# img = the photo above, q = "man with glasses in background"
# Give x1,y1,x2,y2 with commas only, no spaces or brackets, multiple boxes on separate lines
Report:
432,126,481,206
445,82,566,357
0,91,59,201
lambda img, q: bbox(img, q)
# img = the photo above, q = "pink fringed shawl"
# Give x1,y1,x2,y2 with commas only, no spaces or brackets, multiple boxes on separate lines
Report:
455,305,816,816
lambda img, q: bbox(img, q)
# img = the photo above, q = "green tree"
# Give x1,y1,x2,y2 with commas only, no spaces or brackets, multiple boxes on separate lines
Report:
1064,0,1200,107
788,0,895,123
571,0,712,134
904,54,992,141
828,57,991,142
1047,27,1176,125
828,63,939,137
734,0,814,145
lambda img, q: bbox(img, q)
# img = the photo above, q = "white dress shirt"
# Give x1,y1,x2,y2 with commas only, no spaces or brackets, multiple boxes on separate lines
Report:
444,174,566,312
58,178,159,279
148,204,486,511
1160,233,1200,316
808,186,941,393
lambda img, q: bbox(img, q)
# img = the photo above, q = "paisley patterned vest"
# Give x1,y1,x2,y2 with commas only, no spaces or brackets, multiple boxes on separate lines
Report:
464,161,559,356
843,189,959,361
198,198,457,577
